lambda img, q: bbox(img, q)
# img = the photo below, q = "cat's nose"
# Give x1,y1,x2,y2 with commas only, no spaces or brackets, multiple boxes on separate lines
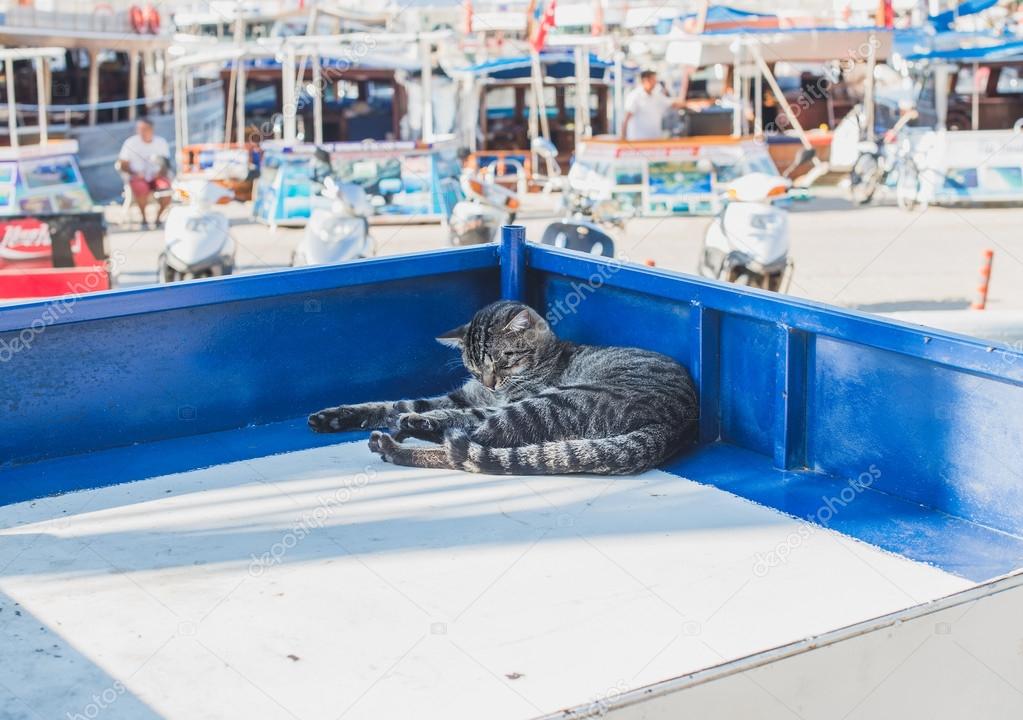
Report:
482,371,496,389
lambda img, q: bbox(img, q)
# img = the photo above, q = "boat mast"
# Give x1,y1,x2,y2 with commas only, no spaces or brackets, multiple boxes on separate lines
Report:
4,56,17,149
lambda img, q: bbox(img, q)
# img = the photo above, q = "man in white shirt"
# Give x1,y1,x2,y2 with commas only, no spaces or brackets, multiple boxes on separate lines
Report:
622,70,686,141
117,118,172,229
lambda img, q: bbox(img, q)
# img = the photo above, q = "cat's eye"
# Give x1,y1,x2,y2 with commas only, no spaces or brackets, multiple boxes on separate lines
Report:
499,352,527,369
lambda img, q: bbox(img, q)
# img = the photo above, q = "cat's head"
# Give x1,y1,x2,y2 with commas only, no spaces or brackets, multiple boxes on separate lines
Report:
437,301,556,391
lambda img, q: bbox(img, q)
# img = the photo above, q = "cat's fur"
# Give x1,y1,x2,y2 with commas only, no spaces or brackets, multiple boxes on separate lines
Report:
308,300,699,475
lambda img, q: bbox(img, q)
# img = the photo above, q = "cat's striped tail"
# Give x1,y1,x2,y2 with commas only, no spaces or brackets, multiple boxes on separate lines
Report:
444,422,696,476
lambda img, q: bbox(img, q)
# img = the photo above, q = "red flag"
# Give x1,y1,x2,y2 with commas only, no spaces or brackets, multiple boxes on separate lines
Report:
531,0,557,52
875,0,893,28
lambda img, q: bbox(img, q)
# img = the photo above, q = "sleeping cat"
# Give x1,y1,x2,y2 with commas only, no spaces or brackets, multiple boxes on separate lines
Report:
308,300,699,475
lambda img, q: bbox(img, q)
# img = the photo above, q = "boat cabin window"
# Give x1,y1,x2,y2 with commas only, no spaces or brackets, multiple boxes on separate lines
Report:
685,64,728,100
480,81,608,162
769,62,851,131
0,50,162,127
954,65,990,95
941,62,1023,130
235,70,402,144
336,80,361,101
995,66,1023,94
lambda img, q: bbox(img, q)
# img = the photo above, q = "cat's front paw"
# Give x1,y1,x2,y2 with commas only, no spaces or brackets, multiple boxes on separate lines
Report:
308,405,365,433
368,431,398,462
394,413,443,443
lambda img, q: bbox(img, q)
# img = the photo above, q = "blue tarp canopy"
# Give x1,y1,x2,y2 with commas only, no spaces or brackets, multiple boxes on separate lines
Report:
687,5,775,23
656,5,777,34
929,0,999,33
456,51,613,80
903,39,1023,62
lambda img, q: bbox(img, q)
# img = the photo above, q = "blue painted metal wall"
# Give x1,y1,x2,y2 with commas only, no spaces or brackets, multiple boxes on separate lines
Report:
2,228,1022,569
0,247,499,467
525,243,1023,542
811,337,1023,536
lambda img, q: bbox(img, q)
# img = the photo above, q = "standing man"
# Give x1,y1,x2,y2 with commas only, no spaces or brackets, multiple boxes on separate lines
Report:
117,117,172,229
621,70,686,141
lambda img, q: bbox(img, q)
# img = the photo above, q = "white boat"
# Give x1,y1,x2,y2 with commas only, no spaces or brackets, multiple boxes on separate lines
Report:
896,40,1023,207
0,1,224,201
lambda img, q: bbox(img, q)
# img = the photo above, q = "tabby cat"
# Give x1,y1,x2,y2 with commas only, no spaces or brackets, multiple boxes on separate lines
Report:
308,300,699,475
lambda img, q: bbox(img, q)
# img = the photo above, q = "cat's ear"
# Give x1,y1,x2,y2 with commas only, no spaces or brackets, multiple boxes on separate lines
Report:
436,323,468,349
504,307,542,333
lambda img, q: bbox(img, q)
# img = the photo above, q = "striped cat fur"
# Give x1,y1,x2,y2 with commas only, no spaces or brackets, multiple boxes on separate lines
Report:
308,300,698,475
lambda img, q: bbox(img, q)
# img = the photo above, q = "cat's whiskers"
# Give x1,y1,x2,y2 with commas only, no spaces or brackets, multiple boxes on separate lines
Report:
444,357,467,371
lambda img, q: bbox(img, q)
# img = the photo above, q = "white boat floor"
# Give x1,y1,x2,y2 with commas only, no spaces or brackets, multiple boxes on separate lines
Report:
0,441,972,720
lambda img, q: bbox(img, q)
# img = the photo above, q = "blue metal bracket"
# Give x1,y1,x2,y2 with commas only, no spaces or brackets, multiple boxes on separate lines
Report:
500,225,527,301
773,325,810,471
689,303,722,444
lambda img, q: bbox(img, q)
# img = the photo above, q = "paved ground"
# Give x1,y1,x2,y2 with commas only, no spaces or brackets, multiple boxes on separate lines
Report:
106,186,1023,333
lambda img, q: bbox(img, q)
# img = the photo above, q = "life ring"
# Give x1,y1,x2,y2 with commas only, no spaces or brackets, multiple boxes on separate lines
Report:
144,5,160,34
129,5,145,33
92,2,114,31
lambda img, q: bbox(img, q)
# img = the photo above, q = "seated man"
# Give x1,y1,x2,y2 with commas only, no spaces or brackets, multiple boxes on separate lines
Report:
117,117,171,229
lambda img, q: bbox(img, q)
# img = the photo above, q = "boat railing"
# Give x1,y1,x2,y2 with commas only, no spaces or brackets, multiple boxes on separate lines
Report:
9,81,223,129
3,5,173,37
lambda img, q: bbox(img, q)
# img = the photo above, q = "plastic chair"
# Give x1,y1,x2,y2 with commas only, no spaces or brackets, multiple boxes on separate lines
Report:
118,167,174,228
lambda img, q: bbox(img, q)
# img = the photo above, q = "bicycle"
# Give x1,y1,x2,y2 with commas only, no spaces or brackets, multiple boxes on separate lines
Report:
848,109,919,207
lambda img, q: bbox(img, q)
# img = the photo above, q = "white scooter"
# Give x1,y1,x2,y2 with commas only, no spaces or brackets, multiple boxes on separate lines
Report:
698,172,793,292
447,167,520,246
541,189,626,258
159,180,235,282
533,137,626,257
292,176,374,266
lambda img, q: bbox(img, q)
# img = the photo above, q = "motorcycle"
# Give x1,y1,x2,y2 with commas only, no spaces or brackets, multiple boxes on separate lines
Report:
293,176,374,266
447,167,520,246
698,171,793,292
158,180,235,282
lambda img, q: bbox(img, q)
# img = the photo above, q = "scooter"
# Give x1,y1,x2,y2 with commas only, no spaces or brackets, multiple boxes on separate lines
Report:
292,176,374,266
698,172,793,292
158,180,235,282
540,189,624,258
532,136,627,257
447,167,520,246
